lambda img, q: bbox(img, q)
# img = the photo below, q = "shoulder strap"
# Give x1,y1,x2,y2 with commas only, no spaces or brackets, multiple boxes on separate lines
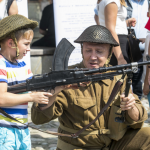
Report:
0,80,123,138
0,107,72,137
71,80,123,138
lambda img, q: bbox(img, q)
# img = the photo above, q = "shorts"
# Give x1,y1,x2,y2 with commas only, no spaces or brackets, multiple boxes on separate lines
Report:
0,127,31,150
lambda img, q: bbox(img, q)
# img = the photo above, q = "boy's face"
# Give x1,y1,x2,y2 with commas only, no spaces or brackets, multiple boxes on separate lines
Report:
17,35,33,59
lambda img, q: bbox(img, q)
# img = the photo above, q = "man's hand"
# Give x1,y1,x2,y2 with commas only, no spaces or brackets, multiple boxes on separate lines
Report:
38,82,90,110
62,82,90,90
120,93,139,121
120,93,135,111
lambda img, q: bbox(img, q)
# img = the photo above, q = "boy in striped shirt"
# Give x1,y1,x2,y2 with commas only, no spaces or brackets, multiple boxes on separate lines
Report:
0,14,52,150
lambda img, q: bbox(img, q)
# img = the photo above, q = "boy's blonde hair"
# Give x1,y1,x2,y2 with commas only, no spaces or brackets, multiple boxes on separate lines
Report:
15,28,34,41
0,28,34,43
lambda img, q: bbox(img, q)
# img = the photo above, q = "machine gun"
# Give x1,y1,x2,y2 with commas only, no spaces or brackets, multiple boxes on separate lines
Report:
7,38,150,98
7,61,149,94
5,38,150,138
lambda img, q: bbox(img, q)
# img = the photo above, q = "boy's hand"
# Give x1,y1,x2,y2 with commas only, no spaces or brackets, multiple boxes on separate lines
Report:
120,93,136,111
30,92,52,104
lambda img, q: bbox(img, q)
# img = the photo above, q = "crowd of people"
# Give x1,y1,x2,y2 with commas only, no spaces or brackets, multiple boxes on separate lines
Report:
0,0,150,149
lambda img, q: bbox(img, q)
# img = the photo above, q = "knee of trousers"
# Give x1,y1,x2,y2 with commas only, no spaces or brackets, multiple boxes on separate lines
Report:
138,127,150,138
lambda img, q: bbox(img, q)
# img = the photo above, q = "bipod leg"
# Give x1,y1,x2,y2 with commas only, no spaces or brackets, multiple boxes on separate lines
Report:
115,72,133,123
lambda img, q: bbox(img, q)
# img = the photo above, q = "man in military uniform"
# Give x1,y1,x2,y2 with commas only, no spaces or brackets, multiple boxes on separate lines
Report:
31,25,150,150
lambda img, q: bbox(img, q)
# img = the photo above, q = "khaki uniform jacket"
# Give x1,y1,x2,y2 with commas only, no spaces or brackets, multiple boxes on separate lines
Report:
31,62,148,149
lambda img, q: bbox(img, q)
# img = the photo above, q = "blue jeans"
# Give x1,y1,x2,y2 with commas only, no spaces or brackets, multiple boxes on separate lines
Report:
132,58,143,100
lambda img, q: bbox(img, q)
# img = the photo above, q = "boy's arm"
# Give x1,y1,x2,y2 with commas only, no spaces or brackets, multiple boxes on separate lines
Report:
31,86,67,125
0,82,52,107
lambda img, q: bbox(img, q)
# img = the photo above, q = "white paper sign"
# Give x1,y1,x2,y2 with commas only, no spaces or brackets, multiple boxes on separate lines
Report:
53,0,97,66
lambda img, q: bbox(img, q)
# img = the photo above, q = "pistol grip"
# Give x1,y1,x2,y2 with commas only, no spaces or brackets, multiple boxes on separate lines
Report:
38,104,47,107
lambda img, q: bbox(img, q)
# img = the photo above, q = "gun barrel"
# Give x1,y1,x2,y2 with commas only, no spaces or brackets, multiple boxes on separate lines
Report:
7,61,150,94
83,61,150,74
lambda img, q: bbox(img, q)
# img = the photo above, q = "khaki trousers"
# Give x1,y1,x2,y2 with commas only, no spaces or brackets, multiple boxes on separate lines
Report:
110,127,150,150
56,127,150,150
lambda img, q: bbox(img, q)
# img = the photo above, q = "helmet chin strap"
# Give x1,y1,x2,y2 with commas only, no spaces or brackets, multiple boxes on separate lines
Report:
10,33,19,57
104,45,113,67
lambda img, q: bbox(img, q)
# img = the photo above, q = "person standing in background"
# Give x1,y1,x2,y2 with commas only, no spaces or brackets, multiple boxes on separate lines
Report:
125,0,149,100
95,0,136,67
31,0,56,47
0,0,18,20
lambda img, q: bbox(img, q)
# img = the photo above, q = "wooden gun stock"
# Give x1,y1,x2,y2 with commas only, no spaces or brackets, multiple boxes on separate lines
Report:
7,82,27,94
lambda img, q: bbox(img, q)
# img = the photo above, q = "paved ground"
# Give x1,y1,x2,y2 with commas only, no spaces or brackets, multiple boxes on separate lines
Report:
28,102,58,150
29,95,150,150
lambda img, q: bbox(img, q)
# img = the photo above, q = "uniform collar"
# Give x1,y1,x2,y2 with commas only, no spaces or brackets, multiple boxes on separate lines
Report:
100,79,110,86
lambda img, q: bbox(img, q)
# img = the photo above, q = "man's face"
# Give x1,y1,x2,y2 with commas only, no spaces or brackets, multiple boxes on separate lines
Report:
17,35,33,59
82,42,110,69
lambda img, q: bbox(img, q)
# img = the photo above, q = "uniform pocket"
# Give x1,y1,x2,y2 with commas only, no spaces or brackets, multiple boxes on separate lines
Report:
73,97,97,126
74,97,96,109
108,105,127,141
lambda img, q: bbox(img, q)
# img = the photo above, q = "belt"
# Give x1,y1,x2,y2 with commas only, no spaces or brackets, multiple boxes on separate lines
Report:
59,123,110,135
